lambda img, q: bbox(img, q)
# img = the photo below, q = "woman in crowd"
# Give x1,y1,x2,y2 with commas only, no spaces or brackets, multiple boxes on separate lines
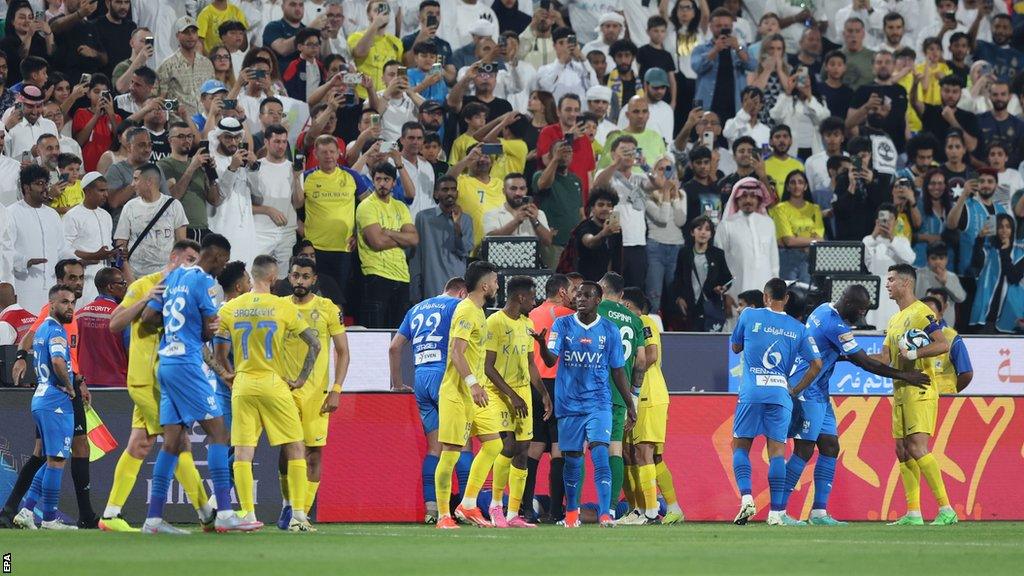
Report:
664,0,710,133
747,33,791,128
770,170,823,284
672,215,732,332
210,45,238,89
969,213,1024,333
914,169,955,268
645,155,688,313
940,130,976,194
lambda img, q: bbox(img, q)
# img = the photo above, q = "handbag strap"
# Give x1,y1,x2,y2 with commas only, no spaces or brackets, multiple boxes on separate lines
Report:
126,198,175,259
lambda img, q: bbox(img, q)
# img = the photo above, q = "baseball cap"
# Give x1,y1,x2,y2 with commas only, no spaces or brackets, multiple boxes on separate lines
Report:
176,16,199,33
80,171,106,189
586,85,612,102
420,100,445,114
644,68,669,88
201,79,229,95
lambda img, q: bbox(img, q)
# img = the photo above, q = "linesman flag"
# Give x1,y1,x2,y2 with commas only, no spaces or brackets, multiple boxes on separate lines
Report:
85,405,118,462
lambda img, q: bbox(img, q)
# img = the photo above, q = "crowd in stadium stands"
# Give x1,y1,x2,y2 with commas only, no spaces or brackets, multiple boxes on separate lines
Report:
2,0,1024,362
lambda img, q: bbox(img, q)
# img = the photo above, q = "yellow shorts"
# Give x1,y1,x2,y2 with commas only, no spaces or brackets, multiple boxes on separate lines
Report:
499,386,532,442
292,386,331,447
892,398,938,439
438,388,474,446
129,383,162,436
231,374,303,447
629,403,668,446
471,392,513,437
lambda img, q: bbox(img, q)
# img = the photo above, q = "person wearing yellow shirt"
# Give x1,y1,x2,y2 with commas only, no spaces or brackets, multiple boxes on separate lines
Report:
449,102,488,166
296,135,371,309
921,295,973,395
474,110,529,182
763,125,805,199
914,39,951,107
769,170,823,284
49,154,84,215
355,163,418,328
196,0,249,55
449,144,505,252
348,0,404,99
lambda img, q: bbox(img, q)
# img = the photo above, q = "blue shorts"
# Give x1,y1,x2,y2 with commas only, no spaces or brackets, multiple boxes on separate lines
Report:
790,400,837,441
158,361,222,426
557,411,613,452
414,371,443,433
33,406,73,458
733,402,791,443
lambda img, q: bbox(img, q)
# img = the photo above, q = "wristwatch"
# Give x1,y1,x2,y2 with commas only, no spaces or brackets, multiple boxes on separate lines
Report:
530,219,541,228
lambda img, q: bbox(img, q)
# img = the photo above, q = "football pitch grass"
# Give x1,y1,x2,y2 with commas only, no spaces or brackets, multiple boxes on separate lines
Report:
4,522,1024,575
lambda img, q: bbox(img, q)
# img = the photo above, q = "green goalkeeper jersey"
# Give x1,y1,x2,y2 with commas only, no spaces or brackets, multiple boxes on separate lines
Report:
597,299,645,407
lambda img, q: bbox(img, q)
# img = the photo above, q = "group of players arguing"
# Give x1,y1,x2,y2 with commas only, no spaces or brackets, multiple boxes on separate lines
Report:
396,262,968,528
8,235,350,533
8,244,967,530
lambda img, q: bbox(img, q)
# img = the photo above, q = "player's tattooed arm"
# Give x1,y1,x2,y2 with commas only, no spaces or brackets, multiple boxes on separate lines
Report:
50,355,75,398
292,328,322,389
206,345,234,385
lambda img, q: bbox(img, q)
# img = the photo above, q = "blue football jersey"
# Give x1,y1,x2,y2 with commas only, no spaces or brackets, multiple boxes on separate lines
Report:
730,307,820,405
548,314,625,417
31,317,74,411
397,295,460,376
791,303,862,402
148,266,219,364
949,334,972,375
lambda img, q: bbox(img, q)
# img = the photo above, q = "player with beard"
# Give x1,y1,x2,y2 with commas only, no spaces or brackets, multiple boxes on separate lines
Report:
274,257,350,530
7,260,99,529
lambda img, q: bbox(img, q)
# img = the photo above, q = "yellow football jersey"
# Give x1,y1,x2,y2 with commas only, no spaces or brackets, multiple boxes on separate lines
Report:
123,271,164,387
927,325,960,395
885,300,940,403
283,296,346,394
218,292,309,379
484,310,533,392
456,174,505,251
640,315,670,406
440,299,487,399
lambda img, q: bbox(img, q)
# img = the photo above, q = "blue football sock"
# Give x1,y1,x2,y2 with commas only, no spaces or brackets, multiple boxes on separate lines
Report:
768,456,787,512
21,464,46,512
40,465,63,522
782,455,808,509
732,449,752,496
813,455,837,510
455,451,473,494
422,454,439,504
590,445,611,517
146,451,179,519
207,444,232,515
562,455,583,513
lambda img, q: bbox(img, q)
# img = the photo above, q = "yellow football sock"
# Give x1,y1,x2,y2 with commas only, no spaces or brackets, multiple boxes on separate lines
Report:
507,465,528,515
464,439,502,503
434,450,461,517
107,452,143,508
899,459,921,512
233,461,255,514
639,464,658,513
491,454,512,503
623,464,638,509
656,461,678,506
175,452,208,511
279,473,289,505
305,480,320,515
287,459,308,514
916,453,950,507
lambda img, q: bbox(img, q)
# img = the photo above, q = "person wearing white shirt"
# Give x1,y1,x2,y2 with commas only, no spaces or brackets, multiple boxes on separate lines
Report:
209,119,258,268
375,62,424,143
536,27,599,111
759,0,815,53
879,11,911,55
917,0,972,59
715,177,779,297
803,117,846,221
40,101,83,161
113,164,188,278
320,1,352,60
0,131,21,206
586,85,619,147
399,122,437,218
593,136,652,290
7,164,74,315
483,173,554,244
131,0,188,67
833,0,887,50
4,89,58,161
621,0,659,48
581,12,625,60
723,86,770,148
617,68,675,147
564,0,620,45
769,82,831,156
252,124,300,277
341,0,370,36
863,203,916,327
440,0,498,50
63,172,115,307
0,203,12,284
238,0,281,47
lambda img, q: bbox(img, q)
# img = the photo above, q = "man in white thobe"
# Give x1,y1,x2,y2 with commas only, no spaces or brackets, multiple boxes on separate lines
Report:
210,119,258,268
715,177,780,297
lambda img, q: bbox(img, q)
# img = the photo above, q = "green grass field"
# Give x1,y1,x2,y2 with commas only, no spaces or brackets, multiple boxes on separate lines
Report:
4,522,1024,575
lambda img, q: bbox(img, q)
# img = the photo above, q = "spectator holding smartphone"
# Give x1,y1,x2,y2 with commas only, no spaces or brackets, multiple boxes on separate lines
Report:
73,74,122,172
947,168,1009,275
691,8,754,124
